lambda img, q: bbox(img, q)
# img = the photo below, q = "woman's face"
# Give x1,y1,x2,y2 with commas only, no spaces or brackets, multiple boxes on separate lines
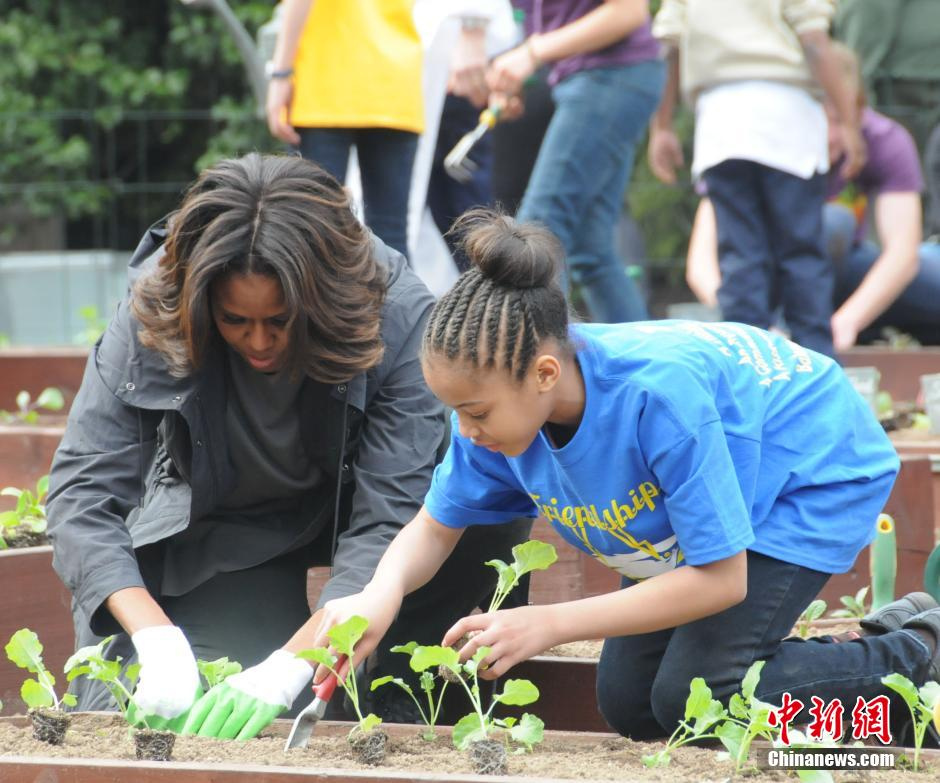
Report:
211,272,291,372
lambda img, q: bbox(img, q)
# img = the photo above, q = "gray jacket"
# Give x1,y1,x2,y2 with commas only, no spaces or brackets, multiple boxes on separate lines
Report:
47,224,444,636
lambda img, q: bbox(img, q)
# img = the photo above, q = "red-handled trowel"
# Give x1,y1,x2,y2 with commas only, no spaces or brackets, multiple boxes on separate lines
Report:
284,672,339,750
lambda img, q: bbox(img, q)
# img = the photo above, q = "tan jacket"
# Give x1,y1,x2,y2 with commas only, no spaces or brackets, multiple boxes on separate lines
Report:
653,0,834,102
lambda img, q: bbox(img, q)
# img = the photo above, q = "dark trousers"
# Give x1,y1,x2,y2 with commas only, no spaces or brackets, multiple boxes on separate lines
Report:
704,160,834,358
428,94,494,272
596,551,931,740
298,127,418,259
70,517,533,717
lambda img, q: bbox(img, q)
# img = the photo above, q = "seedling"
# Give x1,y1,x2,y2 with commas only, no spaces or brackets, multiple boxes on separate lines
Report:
6,628,77,711
197,656,242,689
417,644,543,753
642,677,725,767
73,305,108,347
485,540,557,613
0,387,64,424
795,599,827,638
830,586,869,619
297,616,382,738
370,641,448,741
881,673,940,771
714,661,781,773
0,474,49,549
64,635,143,724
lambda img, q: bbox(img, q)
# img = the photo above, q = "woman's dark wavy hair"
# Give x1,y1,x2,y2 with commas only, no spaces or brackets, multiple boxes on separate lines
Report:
132,153,386,383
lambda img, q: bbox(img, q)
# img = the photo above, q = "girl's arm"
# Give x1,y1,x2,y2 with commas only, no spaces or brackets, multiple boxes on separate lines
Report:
445,549,747,678
488,0,649,96
283,506,465,677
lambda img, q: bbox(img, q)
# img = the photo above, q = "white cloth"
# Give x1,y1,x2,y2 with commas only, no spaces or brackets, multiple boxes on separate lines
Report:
131,625,201,719
224,649,313,709
692,80,829,180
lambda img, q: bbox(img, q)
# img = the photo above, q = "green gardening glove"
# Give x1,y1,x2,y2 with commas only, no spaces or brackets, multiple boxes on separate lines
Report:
181,650,313,740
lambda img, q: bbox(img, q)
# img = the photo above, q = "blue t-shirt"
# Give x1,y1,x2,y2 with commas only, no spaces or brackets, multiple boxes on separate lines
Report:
425,321,899,578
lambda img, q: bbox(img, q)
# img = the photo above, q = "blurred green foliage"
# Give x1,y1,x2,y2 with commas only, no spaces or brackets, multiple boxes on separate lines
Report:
0,0,277,246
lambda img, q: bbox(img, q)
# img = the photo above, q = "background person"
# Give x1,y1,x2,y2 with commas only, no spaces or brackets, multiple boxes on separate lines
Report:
485,0,664,324
265,0,423,258
47,154,530,739
302,212,940,744
649,0,864,358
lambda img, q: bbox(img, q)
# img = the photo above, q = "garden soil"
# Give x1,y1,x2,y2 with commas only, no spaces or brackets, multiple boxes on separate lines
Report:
0,713,930,781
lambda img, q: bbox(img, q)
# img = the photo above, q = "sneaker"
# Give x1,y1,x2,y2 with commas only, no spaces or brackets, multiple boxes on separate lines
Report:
902,607,940,681
859,592,938,635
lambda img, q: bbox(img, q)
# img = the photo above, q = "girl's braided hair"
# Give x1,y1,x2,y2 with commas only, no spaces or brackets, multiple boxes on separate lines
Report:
423,209,570,381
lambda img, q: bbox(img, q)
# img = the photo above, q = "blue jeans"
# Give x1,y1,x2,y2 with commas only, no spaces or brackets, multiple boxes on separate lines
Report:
298,128,418,258
704,160,834,357
517,61,665,323
826,203,940,343
596,551,932,740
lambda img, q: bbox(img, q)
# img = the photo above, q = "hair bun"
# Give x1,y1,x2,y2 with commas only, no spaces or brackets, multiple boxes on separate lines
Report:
453,208,563,290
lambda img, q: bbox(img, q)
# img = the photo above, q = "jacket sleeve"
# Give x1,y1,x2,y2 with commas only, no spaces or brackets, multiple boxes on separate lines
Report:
651,0,686,45
46,301,162,635
315,281,444,606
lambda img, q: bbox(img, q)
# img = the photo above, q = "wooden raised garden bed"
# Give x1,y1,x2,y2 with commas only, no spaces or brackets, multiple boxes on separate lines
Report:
839,346,940,404
0,547,73,717
0,713,931,782
0,347,88,414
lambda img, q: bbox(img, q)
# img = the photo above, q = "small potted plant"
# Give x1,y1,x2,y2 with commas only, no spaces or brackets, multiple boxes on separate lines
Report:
5,628,77,744
65,635,175,761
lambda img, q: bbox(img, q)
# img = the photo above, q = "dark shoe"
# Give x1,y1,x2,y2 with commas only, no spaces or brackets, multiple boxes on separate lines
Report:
859,592,938,635
902,607,940,681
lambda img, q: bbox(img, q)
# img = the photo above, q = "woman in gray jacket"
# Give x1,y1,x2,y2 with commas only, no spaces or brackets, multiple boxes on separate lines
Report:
47,153,530,738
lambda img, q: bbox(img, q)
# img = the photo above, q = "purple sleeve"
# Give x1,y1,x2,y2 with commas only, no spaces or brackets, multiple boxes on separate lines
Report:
862,117,925,196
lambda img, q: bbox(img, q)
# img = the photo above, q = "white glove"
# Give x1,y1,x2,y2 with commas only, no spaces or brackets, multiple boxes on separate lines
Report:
224,649,313,708
131,625,201,718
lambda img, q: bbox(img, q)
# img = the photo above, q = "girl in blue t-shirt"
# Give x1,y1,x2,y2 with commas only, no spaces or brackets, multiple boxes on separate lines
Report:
311,210,940,740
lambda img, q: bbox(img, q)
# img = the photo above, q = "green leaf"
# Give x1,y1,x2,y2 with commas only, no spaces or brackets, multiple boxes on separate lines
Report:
371,676,413,699
359,713,382,733
390,642,419,656
35,475,49,501
124,662,141,690
684,677,713,721
6,628,45,674
0,510,20,529
197,656,242,689
35,387,64,411
728,692,748,720
15,390,30,412
453,712,487,750
370,675,395,690
797,771,834,783
643,750,671,767
510,540,558,576
495,679,539,707
62,693,77,708
693,699,727,735
21,677,53,709
486,559,518,600
64,638,111,676
741,660,765,701
419,671,435,693
0,487,21,499
509,712,544,751
326,616,368,659
919,681,940,709
882,672,919,713
716,721,745,757
410,645,459,673
295,648,337,668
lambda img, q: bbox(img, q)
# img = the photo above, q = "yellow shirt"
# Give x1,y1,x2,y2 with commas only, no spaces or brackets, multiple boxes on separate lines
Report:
291,0,424,133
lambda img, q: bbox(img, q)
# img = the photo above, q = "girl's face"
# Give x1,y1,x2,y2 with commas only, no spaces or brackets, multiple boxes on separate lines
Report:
211,272,291,372
422,354,557,458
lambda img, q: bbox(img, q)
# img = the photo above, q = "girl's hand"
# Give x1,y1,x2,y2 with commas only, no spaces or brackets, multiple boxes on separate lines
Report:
442,604,559,680
310,585,402,683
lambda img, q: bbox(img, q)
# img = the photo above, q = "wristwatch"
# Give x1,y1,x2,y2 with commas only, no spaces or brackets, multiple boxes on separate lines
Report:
265,61,294,80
